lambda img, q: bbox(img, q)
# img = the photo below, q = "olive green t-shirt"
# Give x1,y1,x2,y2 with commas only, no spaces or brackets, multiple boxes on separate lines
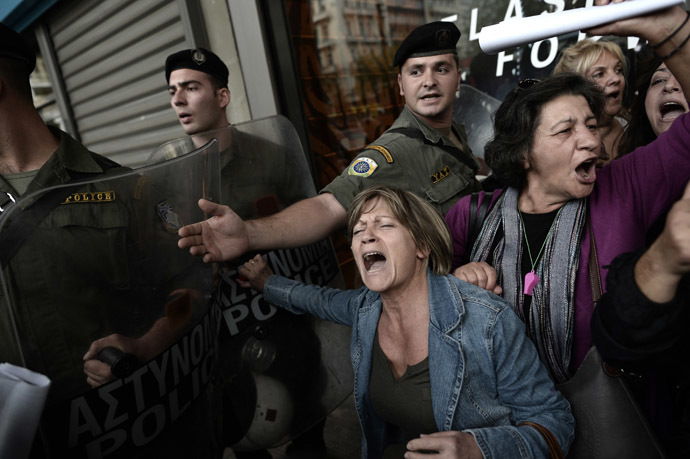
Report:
370,333,437,456
3,169,38,196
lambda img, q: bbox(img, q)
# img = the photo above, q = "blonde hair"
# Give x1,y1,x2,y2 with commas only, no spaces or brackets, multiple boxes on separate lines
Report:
554,39,627,77
347,186,452,275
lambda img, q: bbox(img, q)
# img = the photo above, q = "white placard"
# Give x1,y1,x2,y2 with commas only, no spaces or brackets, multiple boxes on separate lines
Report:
479,0,684,55
0,363,51,459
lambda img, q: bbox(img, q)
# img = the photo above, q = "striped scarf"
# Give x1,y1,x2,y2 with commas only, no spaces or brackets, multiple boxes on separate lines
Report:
470,187,586,383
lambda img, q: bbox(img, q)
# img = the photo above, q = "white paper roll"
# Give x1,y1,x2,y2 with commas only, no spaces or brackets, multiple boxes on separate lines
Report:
479,0,684,55
0,363,51,459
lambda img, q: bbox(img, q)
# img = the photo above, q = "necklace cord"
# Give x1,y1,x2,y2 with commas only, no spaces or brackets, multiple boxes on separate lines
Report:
519,207,564,271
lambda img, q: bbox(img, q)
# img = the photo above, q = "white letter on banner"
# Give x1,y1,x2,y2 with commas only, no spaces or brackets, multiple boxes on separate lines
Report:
543,0,565,12
531,37,559,69
496,51,514,77
470,8,481,41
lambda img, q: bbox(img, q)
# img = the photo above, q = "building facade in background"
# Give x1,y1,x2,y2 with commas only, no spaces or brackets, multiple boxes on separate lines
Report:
5,0,669,276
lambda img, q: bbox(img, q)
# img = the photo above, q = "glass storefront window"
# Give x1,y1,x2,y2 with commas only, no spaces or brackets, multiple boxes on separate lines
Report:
285,0,637,187
284,0,635,283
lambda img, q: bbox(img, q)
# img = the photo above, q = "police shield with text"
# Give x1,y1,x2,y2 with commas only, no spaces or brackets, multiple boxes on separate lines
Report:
0,139,222,458
165,116,353,454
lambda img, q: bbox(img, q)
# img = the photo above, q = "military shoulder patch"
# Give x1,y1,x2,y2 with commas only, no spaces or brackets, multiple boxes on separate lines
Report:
365,145,393,163
348,157,379,177
157,200,182,233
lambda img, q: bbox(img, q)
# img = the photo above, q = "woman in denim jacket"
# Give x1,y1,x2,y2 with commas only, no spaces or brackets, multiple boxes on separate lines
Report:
239,186,574,458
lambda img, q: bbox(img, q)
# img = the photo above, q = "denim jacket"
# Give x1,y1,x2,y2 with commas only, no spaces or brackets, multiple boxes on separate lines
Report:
264,270,574,458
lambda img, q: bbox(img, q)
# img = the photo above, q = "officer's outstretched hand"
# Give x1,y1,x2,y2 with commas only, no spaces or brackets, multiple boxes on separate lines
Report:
178,198,249,263
238,254,273,293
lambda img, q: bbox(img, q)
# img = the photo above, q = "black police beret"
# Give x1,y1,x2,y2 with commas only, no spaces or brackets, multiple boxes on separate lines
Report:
393,21,460,68
0,22,36,74
165,48,229,87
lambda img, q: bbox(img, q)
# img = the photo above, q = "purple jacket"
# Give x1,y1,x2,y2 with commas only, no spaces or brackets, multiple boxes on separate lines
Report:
445,112,690,372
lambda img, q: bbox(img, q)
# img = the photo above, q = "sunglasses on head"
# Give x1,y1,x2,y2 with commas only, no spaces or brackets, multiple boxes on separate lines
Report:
517,78,541,90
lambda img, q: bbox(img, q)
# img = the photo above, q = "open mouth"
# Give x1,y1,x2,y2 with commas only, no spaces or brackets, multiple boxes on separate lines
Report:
179,113,192,121
575,158,597,184
363,252,386,272
420,94,440,101
606,90,620,103
659,101,687,121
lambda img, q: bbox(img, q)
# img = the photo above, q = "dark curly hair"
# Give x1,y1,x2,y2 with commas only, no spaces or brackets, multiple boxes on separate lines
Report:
617,45,663,157
485,73,606,190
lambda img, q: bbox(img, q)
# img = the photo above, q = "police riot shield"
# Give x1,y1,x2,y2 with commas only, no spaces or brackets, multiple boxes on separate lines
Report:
453,83,501,160
0,139,221,458
150,115,354,452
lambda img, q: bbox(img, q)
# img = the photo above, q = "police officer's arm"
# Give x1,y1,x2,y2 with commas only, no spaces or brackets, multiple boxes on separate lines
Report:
178,193,347,263
83,289,200,387
83,320,168,387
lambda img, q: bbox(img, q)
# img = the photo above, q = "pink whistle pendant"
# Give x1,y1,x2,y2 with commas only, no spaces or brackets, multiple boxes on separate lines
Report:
524,271,539,295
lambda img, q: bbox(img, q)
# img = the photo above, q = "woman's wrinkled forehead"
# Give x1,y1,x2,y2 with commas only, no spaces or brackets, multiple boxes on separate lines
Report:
350,197,383,236
355,197,384,221
650,64,670,79
538,94,597,124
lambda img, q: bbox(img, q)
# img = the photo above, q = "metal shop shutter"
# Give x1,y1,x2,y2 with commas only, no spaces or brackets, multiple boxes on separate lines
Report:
37,0,207,167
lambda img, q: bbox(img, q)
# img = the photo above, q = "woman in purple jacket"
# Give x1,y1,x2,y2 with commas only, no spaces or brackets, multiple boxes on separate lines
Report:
445,2,690,382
